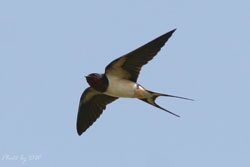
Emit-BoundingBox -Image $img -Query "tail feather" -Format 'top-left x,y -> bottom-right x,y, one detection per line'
147,90 -> 194,101
140,97 -> 180,117
140,90 -> 193,117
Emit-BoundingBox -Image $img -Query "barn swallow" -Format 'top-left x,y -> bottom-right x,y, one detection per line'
77,29 -> 192,135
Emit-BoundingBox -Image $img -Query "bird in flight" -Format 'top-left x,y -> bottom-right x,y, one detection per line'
77,29 -> 192,135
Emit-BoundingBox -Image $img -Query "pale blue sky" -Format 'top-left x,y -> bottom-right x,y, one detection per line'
1,0 -> 250,166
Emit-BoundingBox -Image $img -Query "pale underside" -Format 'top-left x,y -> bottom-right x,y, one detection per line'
104,74 -> 151,98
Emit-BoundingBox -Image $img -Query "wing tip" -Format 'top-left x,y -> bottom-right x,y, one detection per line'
156,28 -> 176,44
171,28 -> 177,32
76,120 -> 89,136
168,28 -> 177,36
77,126 -> 84,136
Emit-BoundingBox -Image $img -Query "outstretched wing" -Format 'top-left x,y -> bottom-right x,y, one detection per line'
105,29 -> 176,82
76,87 -> 118,135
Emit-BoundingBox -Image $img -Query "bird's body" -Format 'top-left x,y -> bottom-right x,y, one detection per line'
77,29 -> 192,135
104,74 -> 150,98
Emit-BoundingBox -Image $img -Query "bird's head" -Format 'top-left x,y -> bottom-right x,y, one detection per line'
85,73 -> 101,85
85,73 -> 108,92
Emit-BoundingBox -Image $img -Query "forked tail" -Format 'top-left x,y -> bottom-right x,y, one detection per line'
139,90 -> 193,117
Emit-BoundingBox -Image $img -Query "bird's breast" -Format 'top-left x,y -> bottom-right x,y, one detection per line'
104,75 -> 150,98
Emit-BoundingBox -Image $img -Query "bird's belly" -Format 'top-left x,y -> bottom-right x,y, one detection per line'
105,79 -> 137,97
104,76 -> 151,98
